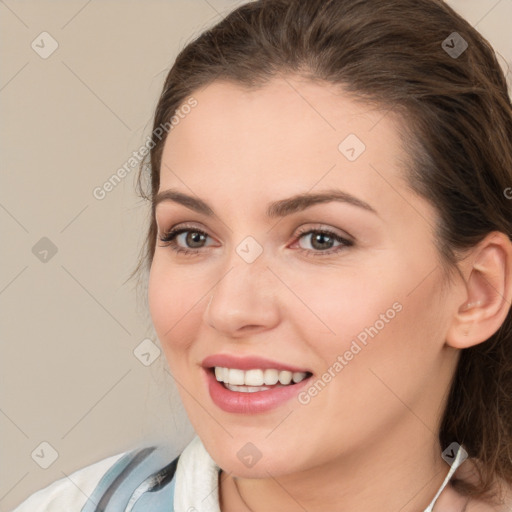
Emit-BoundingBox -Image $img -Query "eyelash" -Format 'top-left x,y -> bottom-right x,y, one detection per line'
157,223 -> 353,258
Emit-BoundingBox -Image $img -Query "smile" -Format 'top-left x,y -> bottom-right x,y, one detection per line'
214,366 -> 309,391
201,354 -> 313,413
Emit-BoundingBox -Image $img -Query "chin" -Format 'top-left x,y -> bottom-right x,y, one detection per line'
217,453 -> 297,479
201,436 -> 307,479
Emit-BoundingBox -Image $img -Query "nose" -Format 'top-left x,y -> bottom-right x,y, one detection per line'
202,255 -> 281,337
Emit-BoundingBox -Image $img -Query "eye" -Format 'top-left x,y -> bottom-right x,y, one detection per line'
157,223 -> 353,257
157,224 -> 214,256
292,226 -> 353,257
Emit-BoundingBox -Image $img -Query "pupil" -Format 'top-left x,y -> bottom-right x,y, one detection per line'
188,232 -> 204,247
313,233 -> 332,249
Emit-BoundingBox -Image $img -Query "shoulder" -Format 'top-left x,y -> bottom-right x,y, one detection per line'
11,450 -> 128,512
10,438 -> 218,512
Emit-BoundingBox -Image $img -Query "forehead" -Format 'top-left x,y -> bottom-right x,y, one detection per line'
158,77 -> 421,224
161,77 -> 407,174
163,77 -> 401,160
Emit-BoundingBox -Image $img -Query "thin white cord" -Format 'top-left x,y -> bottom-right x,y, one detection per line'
423,445 -> 466,512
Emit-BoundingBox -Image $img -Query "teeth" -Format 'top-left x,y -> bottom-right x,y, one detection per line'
292,372 -> 307,383
263,369 -> 279,385
278,370 -> 292,385
228,368 -> 245,385
245,369 -> 264,386
214,367 -> 309,387
225,384 -> 271,393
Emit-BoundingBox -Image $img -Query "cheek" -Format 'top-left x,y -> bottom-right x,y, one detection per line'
287,264 -> 403,354
321,267 -> 450,419
296,255 -> 444,387
148,261 -> 170,340
147,257 -> 202,358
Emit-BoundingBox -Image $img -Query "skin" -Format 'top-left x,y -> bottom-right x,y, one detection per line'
147,76 -> 512,511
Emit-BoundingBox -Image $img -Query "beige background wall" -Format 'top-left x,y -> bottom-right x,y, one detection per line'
1,1 -> 510,510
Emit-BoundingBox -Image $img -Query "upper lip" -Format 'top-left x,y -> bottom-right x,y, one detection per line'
202,354 -> 311,373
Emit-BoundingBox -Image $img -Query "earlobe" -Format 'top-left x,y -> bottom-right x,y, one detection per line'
446,232 -> 512,350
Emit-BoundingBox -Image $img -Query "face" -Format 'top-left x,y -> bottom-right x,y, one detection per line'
148,76 -> 459,478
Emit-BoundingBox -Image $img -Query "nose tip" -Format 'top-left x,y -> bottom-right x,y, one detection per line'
202,266 -> 280,336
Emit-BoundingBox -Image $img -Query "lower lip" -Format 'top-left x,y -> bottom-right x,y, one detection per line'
204,368 -> 312,414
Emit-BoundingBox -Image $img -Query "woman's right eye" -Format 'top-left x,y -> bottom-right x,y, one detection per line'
158,226 -> 213,256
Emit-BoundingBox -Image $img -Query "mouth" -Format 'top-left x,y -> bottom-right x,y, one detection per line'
211,366 -> 312,393
201,355 -> 314,413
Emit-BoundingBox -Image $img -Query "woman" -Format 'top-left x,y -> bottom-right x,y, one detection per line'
12,0 -> 512,510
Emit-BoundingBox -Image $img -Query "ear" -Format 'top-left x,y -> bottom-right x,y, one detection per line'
446,231 -> 512,349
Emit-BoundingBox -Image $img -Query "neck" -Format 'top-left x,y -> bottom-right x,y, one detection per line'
220,417 -> 451,512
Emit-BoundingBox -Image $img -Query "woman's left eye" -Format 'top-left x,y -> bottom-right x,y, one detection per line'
157,225 -> 353,257
293,228 -> 353,256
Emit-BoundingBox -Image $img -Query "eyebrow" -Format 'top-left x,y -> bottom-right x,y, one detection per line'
153,188 -> 377,218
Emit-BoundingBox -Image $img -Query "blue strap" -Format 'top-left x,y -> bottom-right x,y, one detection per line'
126,456 -> 179,512
81,445 -> 178,512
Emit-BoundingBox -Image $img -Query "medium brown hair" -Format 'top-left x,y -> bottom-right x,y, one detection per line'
133,0 -> 512,502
